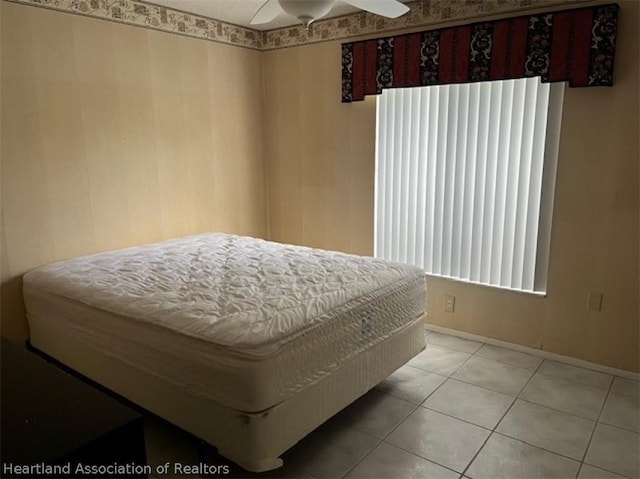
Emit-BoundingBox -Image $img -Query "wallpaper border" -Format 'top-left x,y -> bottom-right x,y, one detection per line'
6,0 -> 592,51
261,0 -> 591,50
5,0 -> 264,50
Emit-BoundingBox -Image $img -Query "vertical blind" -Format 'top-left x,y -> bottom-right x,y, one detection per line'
375,77 -> 564,294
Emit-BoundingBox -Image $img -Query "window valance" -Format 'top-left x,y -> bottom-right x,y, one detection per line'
341,3 -> 618,103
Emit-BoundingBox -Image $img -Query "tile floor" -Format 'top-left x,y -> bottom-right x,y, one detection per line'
144,329 -> 640,479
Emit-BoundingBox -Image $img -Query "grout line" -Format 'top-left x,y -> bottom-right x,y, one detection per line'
424,325 -> 640,381
419,345 -> 538,396
470,348 -> 543,373
344,360 -> 465,476
472,355 -> 544,373
338,435 -> 386,479
397,445 -> 463,477
343,332 -> 486,477
440,373 -> 531,397
596,382 -> 640,434
420,369 -> 459,402
419,404 -> 501,432
407,342 -> 481,406
400,338 -> 476,392
513,397 -> 601,423
373,401 -> 422,441
445,340 -> 479,375
341,332 -> 636,479
596,420 -> 640,435
376,438 -> 465,478
489,431 -> 583,464
576,463 -> 631,479
458,424 -> 500,477
575,462 -> 584,478
425,332 -> 484,355
534,369 -> 613,392
338,391 -> 424,478
576,376 -> 621,478
471,344 -> 544,370
358,337 -> 488,477
459,357 -> 547,477
513,357 -> 551,404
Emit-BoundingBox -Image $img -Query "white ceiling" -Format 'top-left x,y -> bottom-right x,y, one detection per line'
147,0 -> 403,31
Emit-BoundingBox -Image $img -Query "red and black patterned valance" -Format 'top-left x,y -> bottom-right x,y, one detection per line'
341,3 -> 618,102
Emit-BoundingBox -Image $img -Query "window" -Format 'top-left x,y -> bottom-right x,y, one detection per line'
374,77 -> 564,294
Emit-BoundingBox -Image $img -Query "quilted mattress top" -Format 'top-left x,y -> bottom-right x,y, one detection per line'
23,233 -> 425,354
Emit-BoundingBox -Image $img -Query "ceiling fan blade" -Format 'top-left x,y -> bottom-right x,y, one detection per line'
342,0 -> 409,18
250,0 -> 283,24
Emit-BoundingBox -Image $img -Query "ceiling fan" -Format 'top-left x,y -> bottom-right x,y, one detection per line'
251,0 -> 410,28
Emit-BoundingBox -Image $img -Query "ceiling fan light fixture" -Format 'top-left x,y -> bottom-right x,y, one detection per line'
279,0 -> 335,28
296,15 -> 316,28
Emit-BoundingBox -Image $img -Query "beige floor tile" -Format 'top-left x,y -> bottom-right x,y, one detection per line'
386,408 -> 490,473
467,433 -> 580,479
600,392 -> 640,433
610,377 -> 640,400
578,464 -> 626,479
375,365 -> 447,404
585,423 -> 640,479
496,399 -> 595,460
141,357 -> 638,479
520,373 -> 607,420
337,389 -> 416,439
474,344 -> 542,371
346,442 -> 458,479
407,344 -> 471,376
426,332 -> 483,354
423,378 -> 514,429
538,360 -> 613,390
453,356 -> 533,395
284,421 -> 379,479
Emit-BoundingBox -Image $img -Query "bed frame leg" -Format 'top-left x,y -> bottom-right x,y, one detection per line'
218,450 -> 283,473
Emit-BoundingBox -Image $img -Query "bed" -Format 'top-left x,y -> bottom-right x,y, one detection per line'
22,233 -> 426,472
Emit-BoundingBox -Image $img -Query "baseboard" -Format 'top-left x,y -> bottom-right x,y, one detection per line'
425,323 -> 640,381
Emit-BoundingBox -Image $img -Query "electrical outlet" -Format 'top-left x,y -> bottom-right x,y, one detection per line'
588,291 -> 603,311
445,295 -> 455,313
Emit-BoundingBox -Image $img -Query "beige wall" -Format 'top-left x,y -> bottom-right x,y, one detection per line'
263,45 -> 377,256
263,1 -> 640,372
1,3 -> 267,340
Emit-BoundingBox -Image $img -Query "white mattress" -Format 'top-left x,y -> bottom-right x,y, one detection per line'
23,233 -> 426,412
